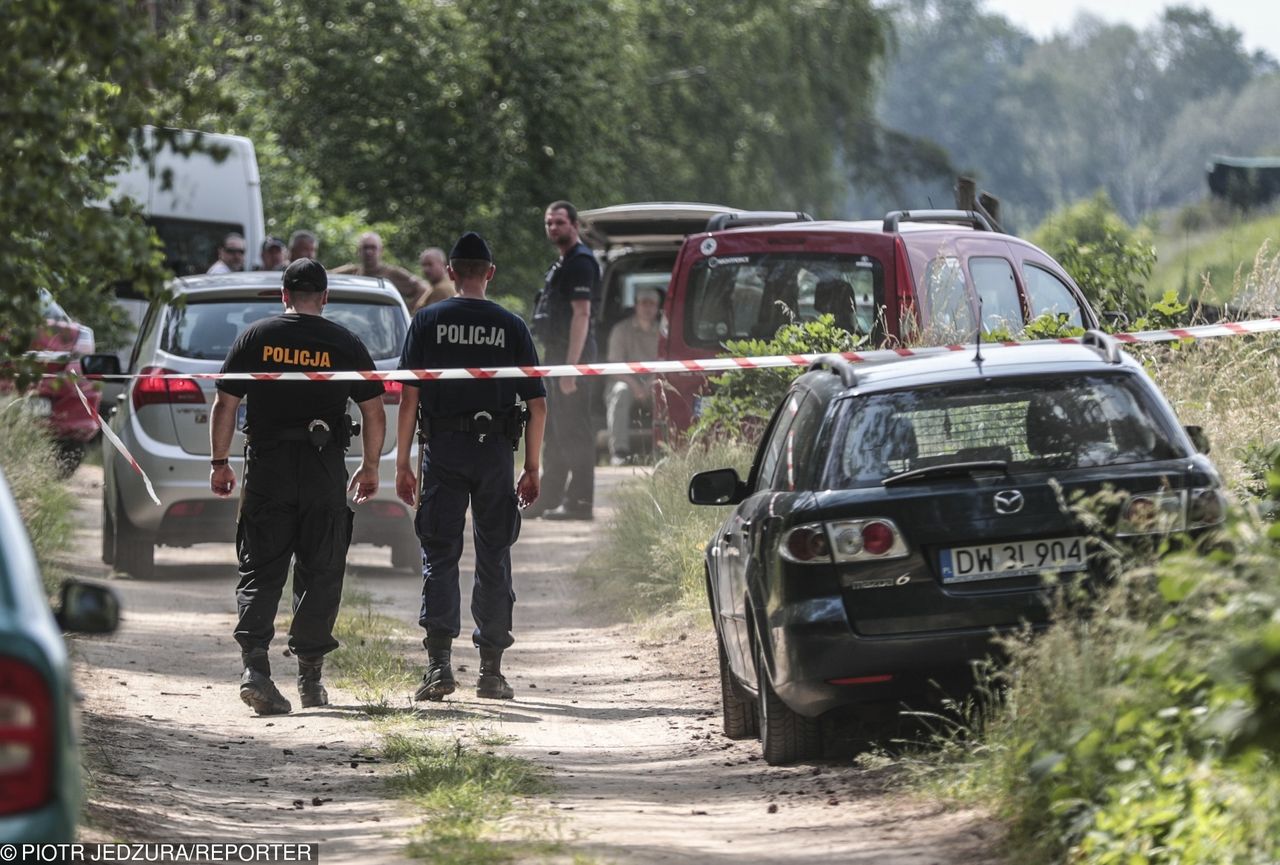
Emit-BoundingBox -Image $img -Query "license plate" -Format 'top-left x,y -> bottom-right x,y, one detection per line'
939,536 -> 1086,584
24,397 -> 53,418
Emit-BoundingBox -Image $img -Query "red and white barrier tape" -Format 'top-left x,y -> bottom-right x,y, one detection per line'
70,380 -> 160,506
70,315 -> 1280,382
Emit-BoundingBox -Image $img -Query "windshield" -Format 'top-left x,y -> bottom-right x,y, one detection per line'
160,298 -> 407,360
148,215 -> 245,277
826,374 -> 1185,489
684,252 -> 883,346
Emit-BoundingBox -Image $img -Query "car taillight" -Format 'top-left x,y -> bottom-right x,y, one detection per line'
1188,488 -> 1226,529
1117,491 -> 1185,537
382,380 -> 402,405
132,366 -> 206,410
827,518 -> 909,562
0,657 -> 55,815
781,524 -> 832,563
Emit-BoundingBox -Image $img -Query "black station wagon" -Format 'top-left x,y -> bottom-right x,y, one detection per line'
689,333 -> 1224,764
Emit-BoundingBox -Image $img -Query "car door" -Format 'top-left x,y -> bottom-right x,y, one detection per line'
717,390 -> 805,688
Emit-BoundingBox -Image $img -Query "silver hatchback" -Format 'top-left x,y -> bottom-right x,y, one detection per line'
96,273 -> 418,578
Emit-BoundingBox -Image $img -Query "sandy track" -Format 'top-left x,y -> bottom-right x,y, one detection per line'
65,464 -> 1001,864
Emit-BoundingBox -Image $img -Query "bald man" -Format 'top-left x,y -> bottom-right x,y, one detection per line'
333,231 -> 428,309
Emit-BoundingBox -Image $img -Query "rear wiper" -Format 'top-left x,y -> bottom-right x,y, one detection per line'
882,460 -> 1010,487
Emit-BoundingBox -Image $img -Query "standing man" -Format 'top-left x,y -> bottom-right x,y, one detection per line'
604,286 -> 662,465
416,246 -> 457,311
257,236 -> 287,271
208,233 -> 247,273
210,258 -> 386,716
395,232 -> 546,703
334,231 -> 429,310
528,200 -> 600,520
288,230 -> 318,264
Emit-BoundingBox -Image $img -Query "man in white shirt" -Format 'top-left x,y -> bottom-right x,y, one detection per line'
207,233 -> 247,273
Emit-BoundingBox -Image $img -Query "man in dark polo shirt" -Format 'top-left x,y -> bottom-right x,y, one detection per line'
528,200 -> 601,520
396,232 -> 547,702
210,258 -> 386,716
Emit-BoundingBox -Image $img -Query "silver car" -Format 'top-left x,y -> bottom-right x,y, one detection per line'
96,273 -> 418,578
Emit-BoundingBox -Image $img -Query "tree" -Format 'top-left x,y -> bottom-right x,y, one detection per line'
0,0 -> 225,362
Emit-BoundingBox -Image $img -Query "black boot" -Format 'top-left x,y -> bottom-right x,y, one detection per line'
297,655 -> 328,708
476,647 -> 514,700
414,635 -> 456,702
239,649 -> 291,716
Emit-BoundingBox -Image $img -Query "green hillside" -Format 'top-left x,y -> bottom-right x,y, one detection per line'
1149,208 -> 1280,307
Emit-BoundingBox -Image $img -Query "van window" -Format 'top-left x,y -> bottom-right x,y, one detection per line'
1023,264 -> 1083,326
159,299 -> 408,361
684,253 -> 883,347
149,216 -> 245,277
922,256 -> 973,337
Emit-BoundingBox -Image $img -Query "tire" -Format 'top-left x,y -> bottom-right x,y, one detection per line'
718,636 -> 758,740
114,495 -> 155,579
390,536 -> 421,573
55,442 -> 85,478
756,640 -> 822,765
101,488 -> 116,566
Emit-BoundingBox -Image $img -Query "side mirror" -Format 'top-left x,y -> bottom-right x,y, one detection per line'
689,468 -> 746,506
55,580 -> 121,634
81,353 -> 122,378
1185,425 -> 1211,455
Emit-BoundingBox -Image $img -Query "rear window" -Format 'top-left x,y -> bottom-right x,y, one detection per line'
826,374 -> 1185,488
684,252 -> 883,346
159,298 -> 407,360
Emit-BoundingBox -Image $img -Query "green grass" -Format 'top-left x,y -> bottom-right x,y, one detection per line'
324,582 -> 421,712
0,399 -> 75,594
1148,207 -> 1280,306
575,439 -> 754,619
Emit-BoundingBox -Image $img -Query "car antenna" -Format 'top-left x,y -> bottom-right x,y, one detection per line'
972,296 -> 984,364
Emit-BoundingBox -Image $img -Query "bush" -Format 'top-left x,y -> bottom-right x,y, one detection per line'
1031,192 -> 1158,322
0,403 -> 74,594
691,314 -> 865,436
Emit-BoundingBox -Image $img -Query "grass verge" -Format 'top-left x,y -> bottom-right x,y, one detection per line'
0,399 -> 75,593
576,440 -> 754,621
317,576 -> 566,863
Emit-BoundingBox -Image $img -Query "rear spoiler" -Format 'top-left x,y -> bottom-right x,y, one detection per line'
705,211 -> 814,232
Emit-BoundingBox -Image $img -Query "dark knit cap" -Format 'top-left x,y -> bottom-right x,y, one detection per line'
283,258 -> 327,293
449,232 -> 493,263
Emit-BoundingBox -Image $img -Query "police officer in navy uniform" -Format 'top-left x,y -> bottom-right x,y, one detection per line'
528,200 -> 601,520
396,232 -> 547,701
210,258 -> 386,716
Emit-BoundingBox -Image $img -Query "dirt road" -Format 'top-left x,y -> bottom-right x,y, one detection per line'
65,464 -> 1001,864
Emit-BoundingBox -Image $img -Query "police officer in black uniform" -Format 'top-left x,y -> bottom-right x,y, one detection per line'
210,258 -> 386,716
395,232 -> 547,702
528,200 -> 601,520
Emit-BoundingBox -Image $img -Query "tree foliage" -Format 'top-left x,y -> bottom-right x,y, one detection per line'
0,0 -> 227,359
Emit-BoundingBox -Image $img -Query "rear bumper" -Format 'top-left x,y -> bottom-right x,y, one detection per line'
766,593 -> 1024,717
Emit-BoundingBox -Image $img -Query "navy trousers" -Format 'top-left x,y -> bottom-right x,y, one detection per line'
540,383 -> 595,511
415,431 -> 521,650
234,440 -> 353,662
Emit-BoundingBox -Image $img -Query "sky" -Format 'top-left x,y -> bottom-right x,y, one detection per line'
979,0 -> 1280,60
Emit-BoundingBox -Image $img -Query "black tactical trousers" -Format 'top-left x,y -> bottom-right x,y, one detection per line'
539,383 -> 594,511
234,439 -> 354,661
415,431 -> 520,650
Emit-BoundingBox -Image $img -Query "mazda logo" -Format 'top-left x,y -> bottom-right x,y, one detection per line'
994,489 -> 1024,515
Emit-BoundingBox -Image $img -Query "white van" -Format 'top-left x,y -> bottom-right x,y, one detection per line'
103,127 -> 265,364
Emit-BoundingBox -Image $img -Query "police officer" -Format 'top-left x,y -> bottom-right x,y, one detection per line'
395,232 -> 547,702
528,200 -> 601,520
210,258 -> 387,716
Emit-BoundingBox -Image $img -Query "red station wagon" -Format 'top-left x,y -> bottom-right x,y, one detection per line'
654,210 -> 1099,439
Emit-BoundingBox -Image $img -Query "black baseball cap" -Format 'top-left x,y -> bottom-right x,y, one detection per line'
283,258 -> 327,293
449,232 -> 493,263
261,236 -> 285,252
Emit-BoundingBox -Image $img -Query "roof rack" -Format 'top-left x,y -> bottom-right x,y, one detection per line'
882,209 -> 994,234
806,355 -> 858,388
705,211 -> 814,232
1080,329 -> 1122,364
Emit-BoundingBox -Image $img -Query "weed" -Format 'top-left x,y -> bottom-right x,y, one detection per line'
0,400 -> 74,593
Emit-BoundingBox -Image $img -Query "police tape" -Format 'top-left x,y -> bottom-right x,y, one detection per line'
46,315 -> 1280,384
38,315 -> 1280,509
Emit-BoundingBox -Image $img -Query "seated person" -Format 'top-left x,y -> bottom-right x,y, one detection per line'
814,278 -> 857,332
605,286 -> 662,465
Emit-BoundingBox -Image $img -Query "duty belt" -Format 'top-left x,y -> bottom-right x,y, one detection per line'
247,417 -> 357,450
421,406 -> 528,449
